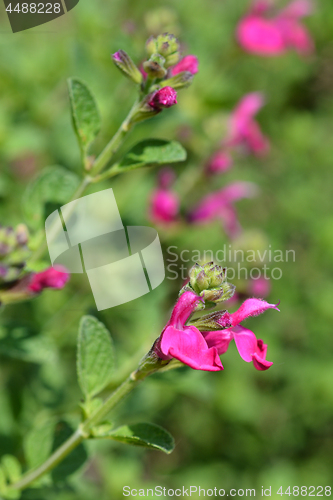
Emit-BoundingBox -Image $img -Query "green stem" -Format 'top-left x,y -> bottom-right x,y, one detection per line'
9,429 -> 84,491
8,371 -> 143,493
90,99 -> 139,177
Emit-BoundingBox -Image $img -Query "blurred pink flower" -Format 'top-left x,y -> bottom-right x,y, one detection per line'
28,265 -> 69,293
248,276 -> 271,297
203,298 -> 279,370
225,92 -> 270,156
237,0 -> 314,56
171,55 -> 199,76
188,182 -> 258,238
156,290 -> 223,371
206,150 -> 233,175
149,168 -> 180,225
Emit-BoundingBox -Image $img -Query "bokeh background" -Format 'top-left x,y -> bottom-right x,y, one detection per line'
1,0 -> 333,498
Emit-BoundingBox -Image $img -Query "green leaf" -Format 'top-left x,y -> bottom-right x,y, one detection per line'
102,423 -> 175,454
77,316 -> 115,399
1,455 -> 21,484
24,419 -> 56,470
68,78 -> 101,158
0,465 -> 7,492
51,421 -> 88,482
118,139 -> 187,172
22,166 -> 80,229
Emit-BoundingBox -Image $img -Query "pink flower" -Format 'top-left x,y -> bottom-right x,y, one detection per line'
28,265 -> 69,293
188,182 -> 258,238
248,276 -> 271,297
171,55 -> 199,76
155,291 -> 223,371
225,92 -> 270,156
203,298 -> 279,370
237,0 -> 314,56
148,86 -> 177,110
149,168 -> 180,225
206,150 -> 233,175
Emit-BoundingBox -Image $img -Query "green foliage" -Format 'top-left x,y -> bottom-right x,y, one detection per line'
22,166 -> 80,229
24,420 -> 56,470
100,423 -> 175,454
51,422 -> 88,483
77,316 -> 115,400
68,78 -> 101,161
118,139 -> 186,172
1,455 -> 21,484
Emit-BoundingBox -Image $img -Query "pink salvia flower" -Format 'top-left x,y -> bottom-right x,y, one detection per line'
188,182 -> 258,238
149,168 -> 180,225
148,86 -> 177,110
171,55 -> 199,76
206,150 -> 233,175
28,265 -> 69,293
156,291 -> 223,372
202,298 -> 279,371
226,93 -> 270,156
237,0 -> 314,57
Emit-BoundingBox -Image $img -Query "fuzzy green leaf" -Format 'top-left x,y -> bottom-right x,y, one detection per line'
68,78 -> 101,157
118,139 -> 187,172
102,423 -> 175,454
77,316 -> 115,399
22,166 -> 80,229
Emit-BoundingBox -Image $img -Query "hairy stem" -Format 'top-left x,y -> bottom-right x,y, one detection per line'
90,99 -> 139,177
9,371 -> 144,492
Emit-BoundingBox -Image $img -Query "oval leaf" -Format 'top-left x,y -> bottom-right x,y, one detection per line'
68,78 -> 101,156
104,423 -> 175,454
77,316 -> 115,399
118,139 -> 187,172
22,166 -> 80,229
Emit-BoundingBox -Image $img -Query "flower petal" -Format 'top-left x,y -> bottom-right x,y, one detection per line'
232,325 -> 258,362
231,298 -> 279,326
168,291 -> 203,329
202,329 -> 233,355
161,325 -> 223,371
252,352 -> 273,370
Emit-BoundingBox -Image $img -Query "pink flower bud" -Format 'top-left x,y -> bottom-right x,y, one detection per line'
171,55 -> 199,76
28,266 -> 69,294
148,87 -> 177,110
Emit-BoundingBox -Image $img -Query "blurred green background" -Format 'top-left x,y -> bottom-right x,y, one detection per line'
1,0 -> 333,498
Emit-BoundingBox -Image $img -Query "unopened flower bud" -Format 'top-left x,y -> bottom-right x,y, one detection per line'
147,86 -> 177,110
143,54 -> 167,79
147,33 -> 180,68
171,55 -> 199,76
183,262 -> 235,306
112,50 -> 143,85
161,71 -> 194,90
189,311 -> 232,331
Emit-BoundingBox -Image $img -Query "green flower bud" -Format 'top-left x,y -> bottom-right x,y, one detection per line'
143,54 -> 167,79
161,71 -> 194,90
189,310 -> 232,331
112,50 -> 143,85
146,33 -> 180,69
